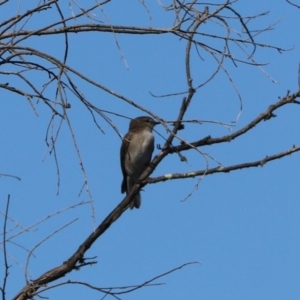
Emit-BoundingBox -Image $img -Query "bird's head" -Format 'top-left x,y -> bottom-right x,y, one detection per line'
129,116 -> 159,132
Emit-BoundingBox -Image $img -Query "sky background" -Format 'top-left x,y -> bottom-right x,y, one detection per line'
1,0 -> 300,299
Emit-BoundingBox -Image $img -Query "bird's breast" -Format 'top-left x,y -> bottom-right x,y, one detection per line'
125,131 -> 154,175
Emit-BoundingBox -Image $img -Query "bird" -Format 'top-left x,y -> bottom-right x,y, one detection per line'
120,116 -> 158,209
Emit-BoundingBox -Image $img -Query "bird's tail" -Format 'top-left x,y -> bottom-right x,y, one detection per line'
130,192 -> 141,209
127,176 -> 141,209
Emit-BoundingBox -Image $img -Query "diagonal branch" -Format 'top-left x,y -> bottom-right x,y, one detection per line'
169,90 -> 300,153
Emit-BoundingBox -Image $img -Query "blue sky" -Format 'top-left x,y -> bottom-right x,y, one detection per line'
1,1 -> 300,299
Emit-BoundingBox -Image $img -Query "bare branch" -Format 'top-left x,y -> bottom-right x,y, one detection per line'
170,91 -> 300,153
147,144 -> 300,184
0,195 -> 10,300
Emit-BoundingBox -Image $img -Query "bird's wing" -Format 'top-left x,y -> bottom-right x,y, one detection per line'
120,132 -> 130,194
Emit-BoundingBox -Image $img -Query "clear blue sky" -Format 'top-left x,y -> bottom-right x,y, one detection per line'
1,1 -> 300,299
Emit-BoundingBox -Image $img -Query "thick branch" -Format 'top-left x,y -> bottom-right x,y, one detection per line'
13,186 -> 150,299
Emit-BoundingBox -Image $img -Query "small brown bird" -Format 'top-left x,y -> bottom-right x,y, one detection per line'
120,116 -> 158,209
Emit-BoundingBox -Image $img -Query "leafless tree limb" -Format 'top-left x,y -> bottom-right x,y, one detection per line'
0,195 -> 10,300
286,0 -> 300,9
21,262 -> 198,299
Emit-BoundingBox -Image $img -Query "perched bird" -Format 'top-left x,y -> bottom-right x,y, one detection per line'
120,116 -> 158,209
